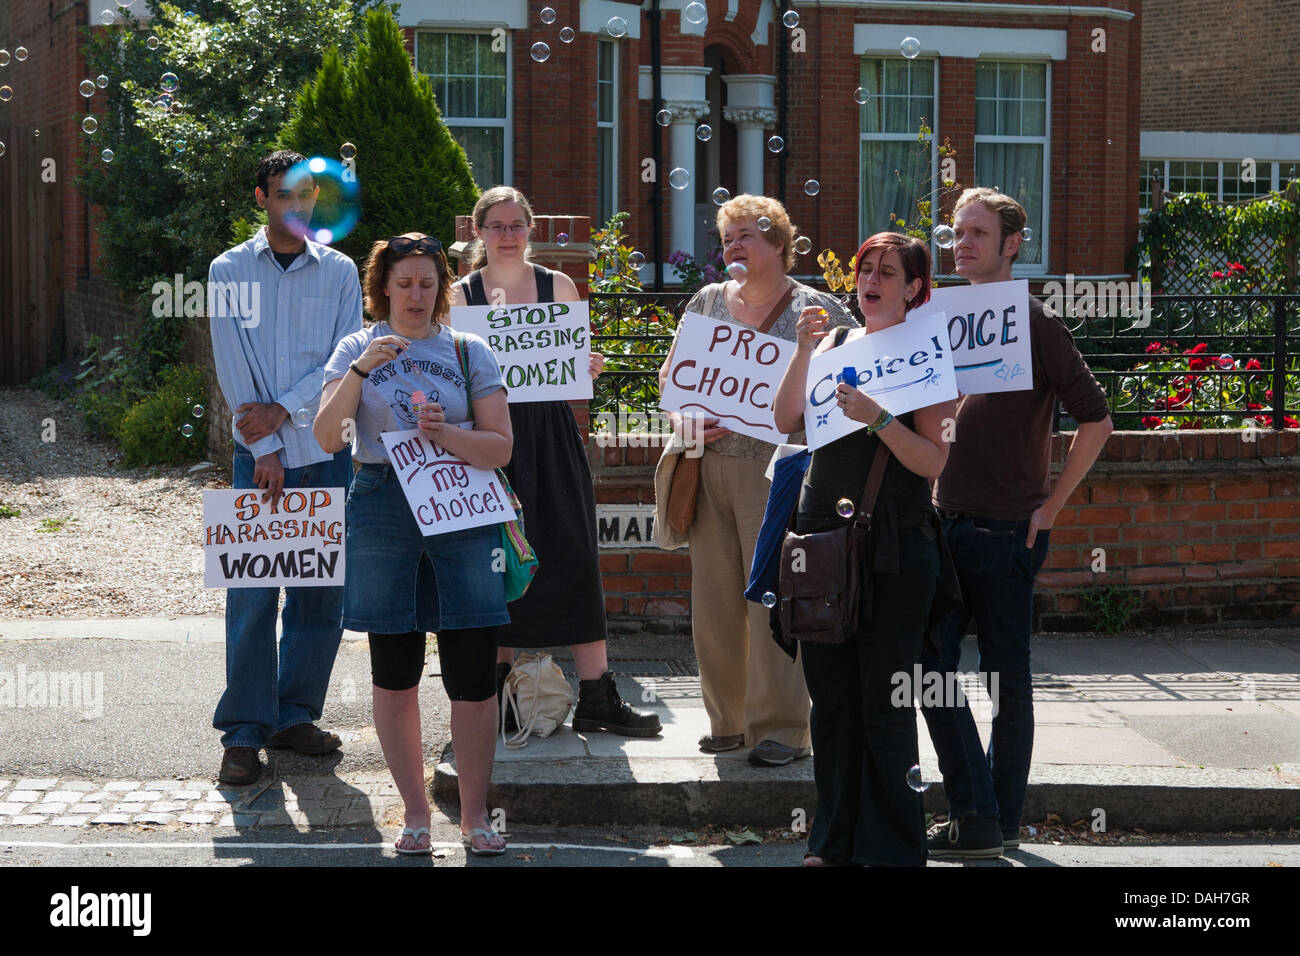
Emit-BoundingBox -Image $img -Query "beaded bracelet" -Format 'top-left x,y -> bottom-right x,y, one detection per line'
866,409 -> 893,433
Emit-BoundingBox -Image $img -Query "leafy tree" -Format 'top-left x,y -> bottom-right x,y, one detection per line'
279,5 -> 480,268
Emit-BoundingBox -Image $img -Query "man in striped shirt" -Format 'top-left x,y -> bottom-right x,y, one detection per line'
208,150 -> 363,785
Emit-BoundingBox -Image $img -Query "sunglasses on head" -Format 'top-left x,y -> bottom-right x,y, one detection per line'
386,235 -> 442,258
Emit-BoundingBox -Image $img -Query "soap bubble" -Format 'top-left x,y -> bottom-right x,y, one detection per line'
0,87 -> 11,103
146,36 -> 160,50
154,94 -> 172,109
0,142 -> 5,157
900,36 -> 921,59
783,10 -> 800,28
292,407 -> 313,428
684,1 -> 707,24
793,236 -> 812,256
761,591 -> 777,609
836,498 -> 856,518
628,250 -> 646,269
726,262 -> 748,285
81,116 -> 98,134
247,105 -> 260,119
283,156 -> 361,245
556,233 -> 569,247
179,423 -> 195,438
160,72 -> 180,93
606,16 -> 628,37
96,74 -> 109,88
906,765 -> 930,791
560,26 -> 575,43
247,6 -> 260,22
339,141 -> 356,160
668,167 -> 690,190
767,135 -> 784,153
173,138 -> 186,152
100,9 -> 116,24
80,79 -> 97,97
1217,354 -> 1235,370
656,108 -> 672,126
711,186 -> 730,206
191,404 -> 205,418
32,129 -> 38,137
757,216 -> 772,232
101,148 -> 113,162
0,51 -> 9,66
804,179 -> 820,196
1021,227 -> 1033,242
854,87 -> 869,105
933,224 -> 956,249
14,47 -> 28,61
531,42 -> 551,63
695,123 -> 712,142
540,6 -> 556,24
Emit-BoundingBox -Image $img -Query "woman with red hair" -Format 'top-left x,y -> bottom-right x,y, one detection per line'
773,232 -> 960,866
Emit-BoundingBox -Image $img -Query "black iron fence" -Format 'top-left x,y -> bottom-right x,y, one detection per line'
589,292 -> 1300,433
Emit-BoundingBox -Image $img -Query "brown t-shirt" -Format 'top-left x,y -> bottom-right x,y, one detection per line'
933,296 -> 1109,521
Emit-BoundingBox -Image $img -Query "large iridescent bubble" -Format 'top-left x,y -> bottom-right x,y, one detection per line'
283,156 -> 361,245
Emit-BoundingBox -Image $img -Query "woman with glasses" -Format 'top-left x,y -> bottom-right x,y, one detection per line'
449,186 -> 660,738
316,232 -> 511,856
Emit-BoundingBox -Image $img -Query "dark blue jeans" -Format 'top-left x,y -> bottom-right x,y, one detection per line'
919,516 -> 1050,838
213,444 -> 353,749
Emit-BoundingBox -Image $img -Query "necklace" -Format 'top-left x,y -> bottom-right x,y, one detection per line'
736,276 -> 790,308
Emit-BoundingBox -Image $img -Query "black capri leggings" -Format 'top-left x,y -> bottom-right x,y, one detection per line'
368,628 -> 498,701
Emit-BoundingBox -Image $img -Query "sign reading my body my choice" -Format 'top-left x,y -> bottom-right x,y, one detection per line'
912,279 -> 1033,395
804,311 -> 958,451
380,427 -> 516,536
451,301 -> 594,403
659,312 -> 795,444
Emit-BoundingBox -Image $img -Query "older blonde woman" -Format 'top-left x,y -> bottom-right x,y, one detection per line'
657,195 -> 857,766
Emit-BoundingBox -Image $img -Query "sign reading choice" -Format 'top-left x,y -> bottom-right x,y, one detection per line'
203,488 -> 345,588
451,301 -> 594,403
381,428 -> 516,536
804,312 -> 958,451
659,312 -> 794,443
912,279 -> 1033,395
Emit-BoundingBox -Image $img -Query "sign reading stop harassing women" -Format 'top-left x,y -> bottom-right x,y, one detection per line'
803,312 -> 958,450
658,312 -> 794,443
451,301 -> 594,403
911,279 -> 1033,395
203,488 -> 346,587
380,428 -> 517,536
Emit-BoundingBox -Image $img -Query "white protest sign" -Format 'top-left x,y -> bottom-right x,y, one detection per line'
451,301 -> 594,403
380,428 -> 516,536
203,488 -> 345,588
913,279 -> 1032,394
658,312 -> 793,444
803,312 -> 958,451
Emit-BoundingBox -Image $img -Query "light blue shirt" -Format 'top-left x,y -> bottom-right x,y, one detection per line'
208,226 -> 362,468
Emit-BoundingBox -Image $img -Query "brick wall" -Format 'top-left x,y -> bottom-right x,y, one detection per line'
591,429 -> 1300,632
1140,0 -> 1300,133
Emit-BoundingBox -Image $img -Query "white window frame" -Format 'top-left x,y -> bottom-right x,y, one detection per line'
973,58 -> 1051,276
1139,158 -> 1291,216
414,28 -> 513,186
597,38 -> 619,226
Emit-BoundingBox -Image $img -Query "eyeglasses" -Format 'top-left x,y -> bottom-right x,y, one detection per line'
481,223 -> 530,237
386,235 -> 442,257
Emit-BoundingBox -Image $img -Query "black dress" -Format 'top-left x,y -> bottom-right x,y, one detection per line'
457,264 -> 607,648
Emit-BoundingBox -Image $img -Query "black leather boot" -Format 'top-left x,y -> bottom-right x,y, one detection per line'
496,661 -> 518,732
572,672 -> 662,737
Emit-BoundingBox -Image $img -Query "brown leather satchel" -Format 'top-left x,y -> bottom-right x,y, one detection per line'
664,281 -> 797,535
777,443 -> 891,644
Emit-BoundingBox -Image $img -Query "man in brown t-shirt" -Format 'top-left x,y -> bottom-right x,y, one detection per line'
921,189 -> 1113,859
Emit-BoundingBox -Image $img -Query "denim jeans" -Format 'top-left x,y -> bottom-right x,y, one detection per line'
213,444 -> 353,749
918,515 -> 1050,837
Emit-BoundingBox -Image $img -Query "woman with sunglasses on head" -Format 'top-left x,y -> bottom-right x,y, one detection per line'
772,232 -> 960,867
316,232 -> 511,857
449,186 -> 661,738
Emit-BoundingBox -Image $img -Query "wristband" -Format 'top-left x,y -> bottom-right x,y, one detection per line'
349,362 -> 368,379
866,409 -> 893,432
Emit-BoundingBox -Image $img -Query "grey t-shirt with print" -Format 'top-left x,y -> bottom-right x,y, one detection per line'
323,321 -> 505,464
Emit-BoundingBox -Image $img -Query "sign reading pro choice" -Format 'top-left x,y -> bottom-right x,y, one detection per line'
452,301 -> 593,403
659,312 -> 794,444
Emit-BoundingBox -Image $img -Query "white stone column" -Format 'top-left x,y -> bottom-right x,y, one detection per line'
724,107 -> 778,197
664,101 -> 710,257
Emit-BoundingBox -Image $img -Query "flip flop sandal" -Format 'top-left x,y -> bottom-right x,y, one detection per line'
462,827 -> 506,856
395,827 -> 432,856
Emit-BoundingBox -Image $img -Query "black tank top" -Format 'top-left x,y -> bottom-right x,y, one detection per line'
458,263 -> 555,306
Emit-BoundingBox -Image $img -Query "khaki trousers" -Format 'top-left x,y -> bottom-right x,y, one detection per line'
688,448 -> 811,749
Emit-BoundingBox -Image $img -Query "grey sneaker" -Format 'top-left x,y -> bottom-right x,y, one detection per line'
747,739 -> 812,767
1003,828 -> 1021,850
926,816 -> 1003,860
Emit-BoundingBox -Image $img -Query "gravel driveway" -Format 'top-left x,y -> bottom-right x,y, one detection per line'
0,387 -> 230,619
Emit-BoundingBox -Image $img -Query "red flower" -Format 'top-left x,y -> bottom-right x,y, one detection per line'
1256,415 -> 1273,427
1145,341 -> 1164,354
1231,262 -> 1247,273
1152,397 -> 1168,410
1247,402 -> 1264,410
1212,271 -> 1225,280
1286,416 -> 1300,428
1189,357 -> 1209,371
1245,358 -> 1263,371
1171,387 -> 1192,408
1265,389 -> 1274,401
1178,419 -> 1204,430
1141,416 -> 1163,429
1187,343 -> 1208,354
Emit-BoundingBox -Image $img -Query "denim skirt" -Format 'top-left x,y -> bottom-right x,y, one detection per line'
342,463 -> 509,633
